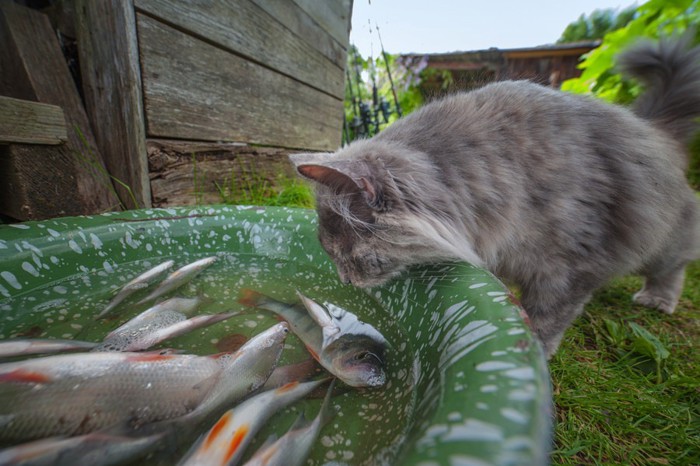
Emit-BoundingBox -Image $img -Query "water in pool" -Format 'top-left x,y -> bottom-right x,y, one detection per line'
0,253 -> 418,465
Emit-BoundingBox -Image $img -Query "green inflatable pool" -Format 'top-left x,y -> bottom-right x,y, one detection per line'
0,206 -> 551,465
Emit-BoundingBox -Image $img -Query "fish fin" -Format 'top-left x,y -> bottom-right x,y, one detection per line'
0,368 -> 52,384
258,433 -> 279,450
223,423 -> 250,464
262,358 -> 324,390
289,411 -> 309,430
295,291 -> 341,351
317,378 -> 337,428
238,288 -> 265,308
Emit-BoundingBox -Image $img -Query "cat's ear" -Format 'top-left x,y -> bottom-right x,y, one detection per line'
289,153 -> 385,210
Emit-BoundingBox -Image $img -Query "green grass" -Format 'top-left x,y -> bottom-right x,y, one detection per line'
214,169 -> 314,209
550,261 -> 700,465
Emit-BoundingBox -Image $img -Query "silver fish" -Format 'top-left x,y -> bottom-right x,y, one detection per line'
0,339 -> 97,359
0,349 -> 247,443
241,379 -> 336,466
97,260 -> 175,318
240,290 -> 387,387
0,432 -> 162,466
183,322 -> 289,424
93,297 -> 236,352
137,257 -> 217,305
180,378 -> 327,466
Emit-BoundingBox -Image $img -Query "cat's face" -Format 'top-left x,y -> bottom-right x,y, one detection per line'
315,201 -> 401,288
292,144 -> 424,288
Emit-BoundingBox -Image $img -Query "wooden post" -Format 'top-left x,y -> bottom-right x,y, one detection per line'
75,0 -> 151,209
0,2 -> 121,220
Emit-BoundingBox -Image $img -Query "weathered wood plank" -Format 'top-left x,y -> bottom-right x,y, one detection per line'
0,2 -> 120,220
75,0 -> 151,209
135,0 -> 344,99
148,139 -> 297,207
138,15 -> 344,151
292,0 -> 352,49
0,95 -> 67,145
250,0 -> 346,69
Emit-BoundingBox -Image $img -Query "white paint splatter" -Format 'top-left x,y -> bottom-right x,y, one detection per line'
68,240 -> 82,254
1,271 -> 21,290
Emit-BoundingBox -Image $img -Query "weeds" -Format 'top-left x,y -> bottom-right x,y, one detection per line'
74,125 -> 139,210
550,262 -> 700,465
214,161 -> 314,209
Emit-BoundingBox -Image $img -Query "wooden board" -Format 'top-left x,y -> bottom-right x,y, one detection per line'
138,14 -> 344,151
0,95 -> 67,145
292,0 -> 352,49
135,0 -> 344,98
0,2 -> 120,221
75,0 -> 151,209
250,0 -> 346,69
148,139 -> 298,207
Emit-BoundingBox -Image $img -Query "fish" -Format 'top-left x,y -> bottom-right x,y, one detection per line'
0,432 -> 162,466
239,290 -> 387,387
93,297 -> 236,352
0,339 -> 97,359
97,260 -> 175,318
0,341 -> 276,444
241,379 -> 337,466
137,257 -> 217,305
179,378 -> 328,466
262,358 -> 323,391
182,322 -> 289,425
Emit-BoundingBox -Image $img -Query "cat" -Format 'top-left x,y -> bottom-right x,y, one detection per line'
289,35 -> 700,358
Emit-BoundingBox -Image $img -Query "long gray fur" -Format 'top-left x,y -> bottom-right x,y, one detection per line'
290,35 -> 700,358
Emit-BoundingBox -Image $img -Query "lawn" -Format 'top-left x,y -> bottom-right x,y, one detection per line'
549,261 -> 700,465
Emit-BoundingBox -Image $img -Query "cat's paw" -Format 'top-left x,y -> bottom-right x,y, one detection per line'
632,290 -> 676,314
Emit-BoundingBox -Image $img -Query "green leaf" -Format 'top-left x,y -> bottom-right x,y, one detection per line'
628,322 -> 670,362
603,318 -> 626,346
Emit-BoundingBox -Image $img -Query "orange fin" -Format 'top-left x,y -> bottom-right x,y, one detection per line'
238,289 -> 263,308
0,368 -> 51,384
224,424 -> 249,463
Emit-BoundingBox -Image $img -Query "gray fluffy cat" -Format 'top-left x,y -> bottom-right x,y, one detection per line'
290,36 -> 700,357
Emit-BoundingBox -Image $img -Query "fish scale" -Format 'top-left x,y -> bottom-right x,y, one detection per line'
0,352 -> 223,444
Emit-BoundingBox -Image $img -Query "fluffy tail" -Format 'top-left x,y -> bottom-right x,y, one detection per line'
618,32 -> 700,144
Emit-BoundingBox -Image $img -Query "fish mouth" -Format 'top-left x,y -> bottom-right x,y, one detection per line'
365,371 -> 387,387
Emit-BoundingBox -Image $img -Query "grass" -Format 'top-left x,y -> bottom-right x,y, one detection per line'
550,260 -> 700,465
214,164 -> 314,209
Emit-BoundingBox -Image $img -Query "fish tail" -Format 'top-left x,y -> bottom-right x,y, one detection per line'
317,378 -> 337,428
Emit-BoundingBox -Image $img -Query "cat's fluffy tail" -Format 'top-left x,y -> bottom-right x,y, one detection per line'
618,33 -> 700,144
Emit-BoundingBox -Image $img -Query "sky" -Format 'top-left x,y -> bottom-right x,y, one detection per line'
350,0 -> 634,57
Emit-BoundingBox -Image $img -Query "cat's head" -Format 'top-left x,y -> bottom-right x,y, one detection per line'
290,140 -> 454,288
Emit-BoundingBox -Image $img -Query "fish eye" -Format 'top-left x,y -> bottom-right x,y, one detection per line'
355,351 -> 380,362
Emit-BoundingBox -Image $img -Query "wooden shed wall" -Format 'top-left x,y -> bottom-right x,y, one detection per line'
75,0 -> 351,210
135,0 -> 348,151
